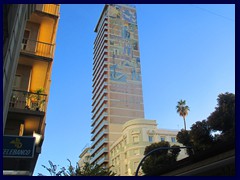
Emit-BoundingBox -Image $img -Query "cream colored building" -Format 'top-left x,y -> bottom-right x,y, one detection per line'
109,119 -> 187,176
78,147 -> 91,168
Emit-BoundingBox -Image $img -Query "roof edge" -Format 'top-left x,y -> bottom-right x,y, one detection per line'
94,4 -> 108,33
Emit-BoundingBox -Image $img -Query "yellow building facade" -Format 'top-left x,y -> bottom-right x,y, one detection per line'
3,4 -> 60,176
109,119 -> 187,176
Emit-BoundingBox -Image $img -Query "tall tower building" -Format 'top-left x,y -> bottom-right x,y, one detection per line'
3,4 -> 60,176
91,4 -> 144,167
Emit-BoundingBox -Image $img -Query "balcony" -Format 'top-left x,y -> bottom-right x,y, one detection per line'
21,38 -> 55,59
91,129 -> 108,145
91,138 -> 108,155
9,89 -> 47,112
90,147 -> 108,164
36,4 -> 60,16
92,94 -> 107,115
92,105 -> 108,124
96,156 -> 109,165
91,119 -> 108,138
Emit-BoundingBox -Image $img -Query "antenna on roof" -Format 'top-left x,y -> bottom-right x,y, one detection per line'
81,143 -> 89,151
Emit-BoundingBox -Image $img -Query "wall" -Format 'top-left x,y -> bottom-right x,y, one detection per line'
3,5 -> 35,133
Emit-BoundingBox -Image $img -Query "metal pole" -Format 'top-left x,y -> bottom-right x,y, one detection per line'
135,146 -> 192,176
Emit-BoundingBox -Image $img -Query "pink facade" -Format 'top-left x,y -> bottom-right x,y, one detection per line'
91,4 -> 144,167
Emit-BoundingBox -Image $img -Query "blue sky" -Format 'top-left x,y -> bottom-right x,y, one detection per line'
33,4 -> 235,175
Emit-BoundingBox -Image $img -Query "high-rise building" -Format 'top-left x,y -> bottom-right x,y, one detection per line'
3,4 -> 60,176
91,4 -> 144,167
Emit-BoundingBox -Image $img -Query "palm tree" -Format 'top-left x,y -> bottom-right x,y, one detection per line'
176,100 -> 190,130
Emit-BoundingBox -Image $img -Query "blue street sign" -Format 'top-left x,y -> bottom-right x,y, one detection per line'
3,135 -> 35,158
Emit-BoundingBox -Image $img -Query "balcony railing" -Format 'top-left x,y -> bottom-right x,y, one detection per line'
21,38 -> 55,59
91,129 -> 108,144
90,147 -> 108,164
9,90 -> 47,112
96,156 -> 108,165
36,4 -> 60,16
91,117 -> 108,135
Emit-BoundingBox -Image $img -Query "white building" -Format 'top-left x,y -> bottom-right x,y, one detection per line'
78,147 -> 91,168
109,118 -> 187,176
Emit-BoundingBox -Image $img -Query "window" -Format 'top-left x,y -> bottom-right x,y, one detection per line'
148,136 -> 153,142
125,164 -> 128,174
160,136 -> 165,142
171,137 -> 176,143
133,135 -> 139,143
124,152 -> 127,159
134,162 -> 139,170
13,75 -> 21,89
116,157 -> 119,165
21,30 -> 30,50
133,149 -> 140,155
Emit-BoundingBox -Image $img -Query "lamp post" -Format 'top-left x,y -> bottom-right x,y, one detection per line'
135,146 -> 192,176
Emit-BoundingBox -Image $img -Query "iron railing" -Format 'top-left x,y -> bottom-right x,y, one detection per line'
21,38 -> 55,59
9,89 -> 47,112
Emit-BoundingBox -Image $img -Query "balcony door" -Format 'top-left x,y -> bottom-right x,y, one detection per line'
21,29 -> 30,51
15,65 -> 32,91
11,65 -> 32,109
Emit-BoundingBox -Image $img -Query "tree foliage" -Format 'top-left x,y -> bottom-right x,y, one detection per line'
142,141 -> 180,176
190,120 -> 213,152
176,92 -> 235,155
170,144 -> 181,160
38,160 -> 116,176
176,129 -> 193,156
207,92 -> 235,141
176,129 -> 191,146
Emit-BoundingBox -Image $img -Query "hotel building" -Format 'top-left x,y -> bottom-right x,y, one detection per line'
91,4 -> 144,167
109,119 -> 187,176
3,4 -> 60,176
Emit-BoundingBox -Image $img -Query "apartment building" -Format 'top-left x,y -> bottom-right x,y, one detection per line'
91,4 -> 144,167
3,4 -> 60,176
78,147 -> 91,168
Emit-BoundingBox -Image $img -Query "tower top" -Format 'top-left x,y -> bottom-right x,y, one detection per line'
94,4 -> 136,32
110,4 -> 136,9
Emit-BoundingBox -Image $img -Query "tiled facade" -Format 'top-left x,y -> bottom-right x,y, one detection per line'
91,4 -> 144,167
